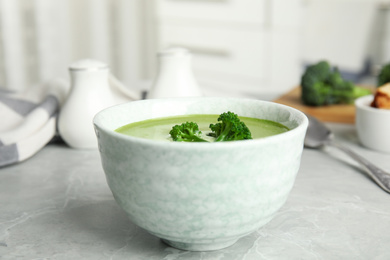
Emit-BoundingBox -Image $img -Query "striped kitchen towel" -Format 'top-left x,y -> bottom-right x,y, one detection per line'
0,79 -> 69,167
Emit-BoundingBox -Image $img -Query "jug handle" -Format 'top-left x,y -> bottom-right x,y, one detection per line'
109,73 -> 141,101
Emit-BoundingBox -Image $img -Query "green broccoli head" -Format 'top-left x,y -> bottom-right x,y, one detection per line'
209,111 -> 252,142
301,61 -> 371,106
301,61 -> 331,91
378,63 -> 390,87
169,122 -> 208,142
303,81 -> 332,106
325,68 -> 348,89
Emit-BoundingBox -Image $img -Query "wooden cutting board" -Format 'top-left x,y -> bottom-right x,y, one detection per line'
273,86 -> 373,124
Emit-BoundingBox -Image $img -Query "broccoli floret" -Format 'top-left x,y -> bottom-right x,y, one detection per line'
208,111 -> 252,142
301,61 -> 371,106
301,61 -> 331,89
169,122 -> 208,142
378,63 -> 390,87
169,112 -> 253,142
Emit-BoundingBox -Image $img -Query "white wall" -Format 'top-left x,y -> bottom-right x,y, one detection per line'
302,0 -> 390,75
0,0 -> 149,92
0,0 -> 389,95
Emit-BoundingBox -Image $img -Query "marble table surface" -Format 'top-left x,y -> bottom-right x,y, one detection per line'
1,123 -> 390,260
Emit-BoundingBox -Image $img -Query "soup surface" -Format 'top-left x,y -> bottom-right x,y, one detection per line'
115,114 -> 289,142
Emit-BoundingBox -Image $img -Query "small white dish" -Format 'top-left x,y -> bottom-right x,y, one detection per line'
355,95 -> 390,153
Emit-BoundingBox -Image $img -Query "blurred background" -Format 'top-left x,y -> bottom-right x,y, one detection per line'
0,0 -> 389,98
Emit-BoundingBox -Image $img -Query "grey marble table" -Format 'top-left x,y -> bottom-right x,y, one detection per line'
1,123 -> 390,260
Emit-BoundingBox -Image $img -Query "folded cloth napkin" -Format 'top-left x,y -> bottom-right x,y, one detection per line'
0,79 -> 69,167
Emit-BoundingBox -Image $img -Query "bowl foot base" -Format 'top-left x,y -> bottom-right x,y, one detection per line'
162,238 -> 238,251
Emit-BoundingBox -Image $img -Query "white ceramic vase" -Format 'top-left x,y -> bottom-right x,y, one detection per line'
58,60 -> 118,149
147,48 -> 202,99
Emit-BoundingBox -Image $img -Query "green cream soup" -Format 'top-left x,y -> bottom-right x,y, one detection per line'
115,114 -> 289,142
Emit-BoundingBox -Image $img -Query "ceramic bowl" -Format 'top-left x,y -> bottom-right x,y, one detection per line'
93,97 -> 308,251
355,95 -> 390,153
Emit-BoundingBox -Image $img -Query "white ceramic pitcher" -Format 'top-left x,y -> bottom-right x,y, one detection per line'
58,59 -> 140,149
147,48 -> 202,99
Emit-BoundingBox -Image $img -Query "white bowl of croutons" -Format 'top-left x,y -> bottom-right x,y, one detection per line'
355,83 -> 390,153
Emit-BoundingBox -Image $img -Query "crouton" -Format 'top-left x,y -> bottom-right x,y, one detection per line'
371,83 -> 390,109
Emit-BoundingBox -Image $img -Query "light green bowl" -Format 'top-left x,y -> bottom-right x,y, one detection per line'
93,97 -> 308,251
